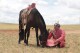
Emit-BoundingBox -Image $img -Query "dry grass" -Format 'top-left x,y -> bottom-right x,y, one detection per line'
0,23 -> 18,30
46,25 -> 80,31
0,23 -> 80,53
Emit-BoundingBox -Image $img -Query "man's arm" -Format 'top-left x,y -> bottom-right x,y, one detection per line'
48,32 -> 53,39
56,30 -> 65,42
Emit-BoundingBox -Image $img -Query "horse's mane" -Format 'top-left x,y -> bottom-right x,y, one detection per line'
31,8 -> 46,28
36,9 -> 46,26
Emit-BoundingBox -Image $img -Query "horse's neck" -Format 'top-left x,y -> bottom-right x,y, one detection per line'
40,27 -> 47,34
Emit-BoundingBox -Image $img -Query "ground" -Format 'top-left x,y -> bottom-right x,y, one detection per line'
0,23 -> 80,53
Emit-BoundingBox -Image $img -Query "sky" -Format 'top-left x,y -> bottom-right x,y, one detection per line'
0,0 -> 80,25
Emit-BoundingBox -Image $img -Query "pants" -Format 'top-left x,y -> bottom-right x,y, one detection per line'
56,41 -> 65,48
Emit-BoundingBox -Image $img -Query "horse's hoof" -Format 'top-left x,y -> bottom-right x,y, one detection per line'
24,43 -> 28,46
37,44 -> 40,47
24,41 -> 28,45
42,45 -> 45,48
18,42 -> 20,44
18,43 -> 20,44
18,41 -> 21,44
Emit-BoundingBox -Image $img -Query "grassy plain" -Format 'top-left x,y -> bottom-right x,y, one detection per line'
0,23 -> 80,53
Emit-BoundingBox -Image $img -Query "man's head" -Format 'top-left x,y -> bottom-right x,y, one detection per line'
31,3 -> 36,8
54,23 -> 60,30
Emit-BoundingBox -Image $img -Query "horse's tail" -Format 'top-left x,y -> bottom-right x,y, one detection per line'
18,10 -> 25,43
19,28 -> 24,40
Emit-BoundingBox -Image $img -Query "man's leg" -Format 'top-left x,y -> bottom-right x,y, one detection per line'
60,41 -> 65,48
56,41 -> 65,48
56,42 -> 60,48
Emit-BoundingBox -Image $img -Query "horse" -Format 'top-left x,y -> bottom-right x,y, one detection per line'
18,8 -> 48,47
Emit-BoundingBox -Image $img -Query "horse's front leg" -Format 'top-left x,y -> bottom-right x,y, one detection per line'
35,28 -> 40,46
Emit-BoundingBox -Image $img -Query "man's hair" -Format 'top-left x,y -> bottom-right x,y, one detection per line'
54,23 -> 60,27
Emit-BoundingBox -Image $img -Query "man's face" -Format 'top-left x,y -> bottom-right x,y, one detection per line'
54,26 -> 60,30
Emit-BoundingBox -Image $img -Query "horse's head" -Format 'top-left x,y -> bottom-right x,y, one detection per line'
39,30 -> 49,47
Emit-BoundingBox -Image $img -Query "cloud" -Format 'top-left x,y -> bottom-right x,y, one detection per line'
57,0 -> 80,9
23,0 -> 48,5
42,0 -> 80,24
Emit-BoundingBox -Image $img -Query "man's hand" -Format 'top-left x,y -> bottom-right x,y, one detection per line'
54,40 -> 58,45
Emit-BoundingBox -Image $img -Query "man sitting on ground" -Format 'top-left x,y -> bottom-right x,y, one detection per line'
46,23 -> 65,48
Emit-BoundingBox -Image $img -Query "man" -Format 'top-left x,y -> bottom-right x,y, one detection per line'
47,23 -> 65,48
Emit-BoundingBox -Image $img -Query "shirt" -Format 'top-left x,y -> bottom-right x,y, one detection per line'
48,29 -> 65,42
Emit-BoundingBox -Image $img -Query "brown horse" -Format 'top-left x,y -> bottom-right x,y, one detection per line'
19,8 -> 48,47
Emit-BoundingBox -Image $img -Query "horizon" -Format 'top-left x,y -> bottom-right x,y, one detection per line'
0,22 -> 80,25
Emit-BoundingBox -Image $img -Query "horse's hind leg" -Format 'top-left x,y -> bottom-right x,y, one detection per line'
24,27 -> 30,45
35,28 -> 40,46
24,28 -> 27,44
18,29 -> 24,44
18,32 -> 21,44
18,20 -> 24,44
27,28 -> 30,45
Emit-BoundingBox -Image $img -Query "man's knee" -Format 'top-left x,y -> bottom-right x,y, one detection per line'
56,41 -> 65,48
60,42 -> 65,48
